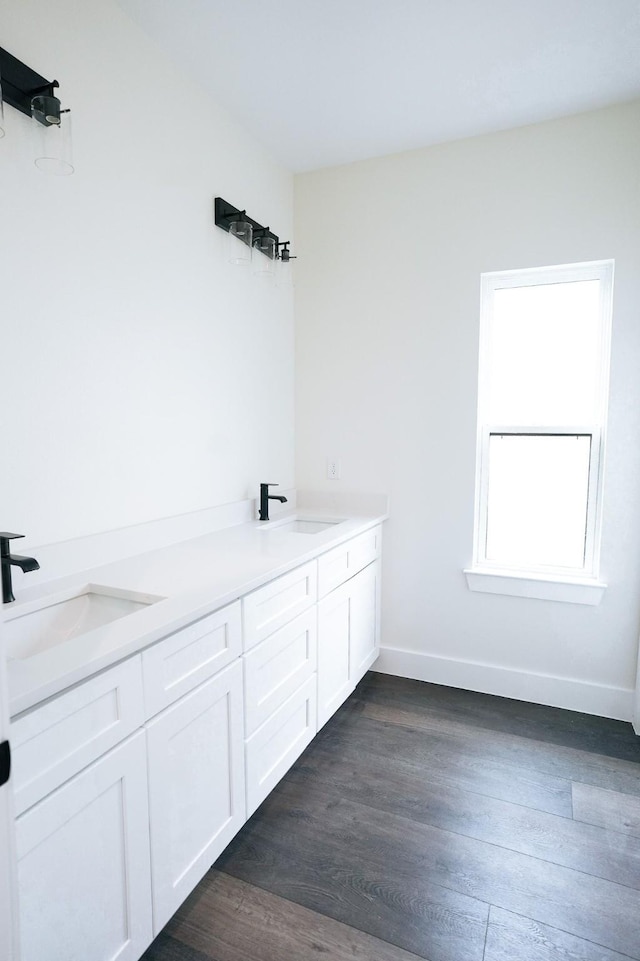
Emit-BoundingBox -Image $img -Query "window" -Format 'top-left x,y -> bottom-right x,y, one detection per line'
467,260 -> 613,604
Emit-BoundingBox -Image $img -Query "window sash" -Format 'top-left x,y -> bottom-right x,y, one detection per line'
475,426 -> 602,576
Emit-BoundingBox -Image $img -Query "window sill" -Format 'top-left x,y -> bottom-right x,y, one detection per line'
463,567 -> 607,605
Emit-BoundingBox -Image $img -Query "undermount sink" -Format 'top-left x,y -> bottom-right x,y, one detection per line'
4,585 -> 164,660
260,517 -> 344,535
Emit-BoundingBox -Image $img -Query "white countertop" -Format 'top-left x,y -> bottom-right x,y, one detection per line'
4,509 -> 386,717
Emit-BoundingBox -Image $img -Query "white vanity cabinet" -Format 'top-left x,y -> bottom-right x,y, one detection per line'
11,663 -> 152,961
142,602 -> 245,935
317,527 -> 382,730
9,518 -> 385,961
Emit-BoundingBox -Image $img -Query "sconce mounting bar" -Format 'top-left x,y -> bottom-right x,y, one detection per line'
215,197 -> 280,248
0,47 -> 58,118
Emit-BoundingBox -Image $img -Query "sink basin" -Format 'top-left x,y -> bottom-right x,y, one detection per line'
278,520 -> 341,534
4,585 -> 164,660
260,517 -> 343,535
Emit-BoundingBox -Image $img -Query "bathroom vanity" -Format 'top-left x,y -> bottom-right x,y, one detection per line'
3,506 -> 385,961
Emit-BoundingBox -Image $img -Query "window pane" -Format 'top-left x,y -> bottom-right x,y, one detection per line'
487,280 -> 601,425
485,434 -> 591,569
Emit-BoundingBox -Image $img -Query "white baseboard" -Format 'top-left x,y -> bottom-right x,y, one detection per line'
373,647 -> 635,723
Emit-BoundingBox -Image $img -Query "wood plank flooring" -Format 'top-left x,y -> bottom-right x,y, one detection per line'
141,673 -> 640,961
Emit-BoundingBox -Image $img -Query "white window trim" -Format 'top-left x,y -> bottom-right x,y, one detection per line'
467,259 -> 614,605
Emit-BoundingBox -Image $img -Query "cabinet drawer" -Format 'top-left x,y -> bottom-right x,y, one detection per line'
244,608 -> 317,737
11,657 -> 144,816
245,675 -> 316,816
317,526 -> 381,597
243,561 -> 317,651
142,602 -> 241,719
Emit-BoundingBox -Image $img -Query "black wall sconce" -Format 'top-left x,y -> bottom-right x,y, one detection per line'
215,197 -> 296,277
0,46 -> 73,175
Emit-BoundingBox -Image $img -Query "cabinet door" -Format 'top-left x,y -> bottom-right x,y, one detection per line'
146,660 -> 245,935
16,732 -> 152,961
317,561 -> 381,731
0,645 -> 18,961
349,560 -> 380,685
317,578 -> 352,730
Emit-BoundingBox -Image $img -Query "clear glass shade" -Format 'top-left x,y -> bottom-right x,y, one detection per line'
227,220 -> 253,265
276,256 -> 294,289
32,106 -> 74,176
252,234 -> 276,277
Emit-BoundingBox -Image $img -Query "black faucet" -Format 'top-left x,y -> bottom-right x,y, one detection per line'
1,533 -> 40,603
259,483 -> 288,522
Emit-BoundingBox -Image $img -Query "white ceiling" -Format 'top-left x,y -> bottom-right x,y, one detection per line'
116,0 -> 640,172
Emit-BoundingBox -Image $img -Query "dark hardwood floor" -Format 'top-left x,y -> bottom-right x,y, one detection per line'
141,672 -> 640,961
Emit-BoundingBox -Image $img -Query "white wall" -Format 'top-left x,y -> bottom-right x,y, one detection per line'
0,0 -> 294,552
295,102 -> 640,720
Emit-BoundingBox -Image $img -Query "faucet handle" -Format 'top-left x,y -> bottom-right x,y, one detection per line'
0,533 -> 24,554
